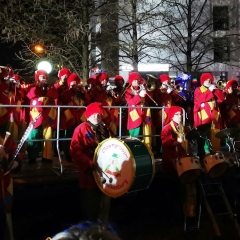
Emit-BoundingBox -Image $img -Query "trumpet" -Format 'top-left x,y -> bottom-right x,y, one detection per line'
104,83 -> 119,98
138,84 -> 158,106
163,83 -> 186,101
146,74 -> 157,91
215,80 -> 226,90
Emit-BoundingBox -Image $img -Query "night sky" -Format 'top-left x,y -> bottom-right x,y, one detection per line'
0,42 -> 21,69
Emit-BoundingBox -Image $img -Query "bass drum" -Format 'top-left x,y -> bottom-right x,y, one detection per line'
93,137 -> 155,198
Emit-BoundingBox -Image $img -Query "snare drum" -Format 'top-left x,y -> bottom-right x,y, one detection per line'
93,137 -> 155,198
203,152 -> 228,178
175,156 -> 202,184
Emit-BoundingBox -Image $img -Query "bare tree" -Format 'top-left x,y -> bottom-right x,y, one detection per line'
157,0 -> 240,74
0,0 -> 112,81
117,0 -> 167,71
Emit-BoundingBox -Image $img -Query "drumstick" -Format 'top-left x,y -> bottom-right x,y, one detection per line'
93,165 -> 107,184
101,170 -> 113,184
2,131 -> 11,146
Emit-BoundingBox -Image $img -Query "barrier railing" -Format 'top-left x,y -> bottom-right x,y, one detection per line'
1,104 -> 186,174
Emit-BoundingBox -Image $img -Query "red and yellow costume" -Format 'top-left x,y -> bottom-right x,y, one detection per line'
124,72 -> 152,147
26,70 -> 58,162
61,74 -> 91,130
70,102 -> 109,221
152,74 -> 184,128
125,72 -> 152,131
0,133 -> 22,239
161,106 -> 195,218
193,73 -> 225,152
221,79 -> 240,128
161,107 -> 187,178
90,72 -> 112,126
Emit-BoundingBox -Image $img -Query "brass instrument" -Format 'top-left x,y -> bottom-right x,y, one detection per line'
215,80 -> 226,90
105,84 -> 119,98
146,74 -> 157,92
162,83 -> 186,101
138,84 -> 158,106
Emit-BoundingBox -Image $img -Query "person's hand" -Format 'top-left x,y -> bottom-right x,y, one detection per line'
177,137 -> 183,143
10,161 -> 19,170
139,89 -> 146,97
167,86 -> 173,93
208,84 -> 216,92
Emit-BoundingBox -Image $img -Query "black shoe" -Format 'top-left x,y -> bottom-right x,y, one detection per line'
28,159 -> 36,164
42,158 -> 53,164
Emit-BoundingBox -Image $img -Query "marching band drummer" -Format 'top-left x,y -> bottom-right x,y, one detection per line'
70,102 -> 109,222
161,106 -> 196,228
193,73 -> 225,159
0,132 -> 22,240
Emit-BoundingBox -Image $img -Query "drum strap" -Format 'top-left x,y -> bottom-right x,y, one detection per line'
170,121 -> 188,152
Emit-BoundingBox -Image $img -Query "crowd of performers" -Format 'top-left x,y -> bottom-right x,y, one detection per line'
1,64 -> 240,237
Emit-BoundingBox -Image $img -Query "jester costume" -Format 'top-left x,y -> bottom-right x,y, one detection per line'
193,73 -> 225,154
161,106 -> 196,219
0,133 -> 22,239
60,73 -> 91,161
70,102 -> 109,221
124,72 -> 152,147
26,70 -> 58,163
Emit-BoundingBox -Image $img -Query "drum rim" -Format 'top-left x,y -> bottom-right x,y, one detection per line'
123,137 -> 156,191
122,137 -> 156,177
93,137 -> 155,198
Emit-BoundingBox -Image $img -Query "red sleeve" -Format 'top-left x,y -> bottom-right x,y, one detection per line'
161,125 -> 178,147
46,86 -> 59,99
125,89 -> 142,106
70,123 -> 95,172
213,89 -> 225,102
26,87 -> 38,99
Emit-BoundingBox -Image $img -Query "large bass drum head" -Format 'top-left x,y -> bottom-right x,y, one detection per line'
93,138 -> 135,198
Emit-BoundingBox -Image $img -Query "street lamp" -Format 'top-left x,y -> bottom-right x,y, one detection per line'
37,60 -> 52,74
34,44 -> 45,54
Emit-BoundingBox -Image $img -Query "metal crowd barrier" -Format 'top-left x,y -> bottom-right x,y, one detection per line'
1,104 -> 186,174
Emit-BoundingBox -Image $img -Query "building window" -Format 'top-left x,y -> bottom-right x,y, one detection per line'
213,6 -> 229,31
214,37 -> 230,62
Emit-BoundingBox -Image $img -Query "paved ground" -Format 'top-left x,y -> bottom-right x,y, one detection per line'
10,152 -> 240,240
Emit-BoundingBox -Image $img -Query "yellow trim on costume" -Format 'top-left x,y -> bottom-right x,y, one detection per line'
64,109 -> 73,121
129,109 -> 140,121
198,109 -> 208,121
170,120 -> 188,152
200,85 -> 208,93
